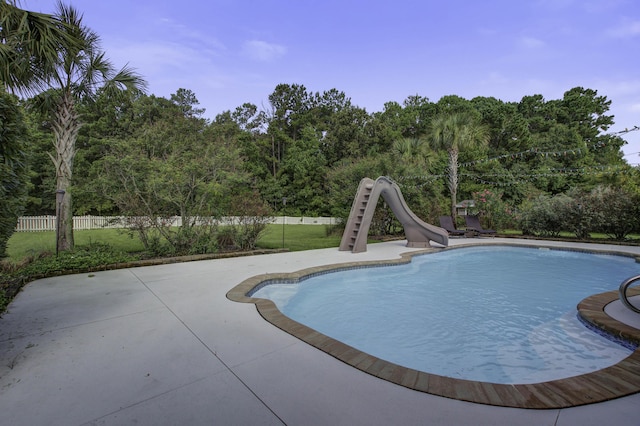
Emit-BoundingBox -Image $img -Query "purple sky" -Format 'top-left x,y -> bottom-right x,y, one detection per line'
26,0 -> 640,163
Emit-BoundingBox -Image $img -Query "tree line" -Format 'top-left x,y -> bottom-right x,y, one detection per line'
2,1 -> 639,257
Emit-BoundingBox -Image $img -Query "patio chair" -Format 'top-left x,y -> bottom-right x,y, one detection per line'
439,216 -> 467,237
464,215 -> 496,236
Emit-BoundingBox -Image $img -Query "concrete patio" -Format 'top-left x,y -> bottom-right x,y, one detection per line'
1,238 -> 639,425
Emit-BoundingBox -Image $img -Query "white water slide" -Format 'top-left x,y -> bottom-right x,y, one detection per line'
339,176 -> 449,253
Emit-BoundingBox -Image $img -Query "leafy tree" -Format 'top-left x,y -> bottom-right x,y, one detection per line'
170,88 -> 205,118
326,155 -> 392,220
368,101 -> 405,153
27,3 -> 145,251
557,87 -> 625,167
471,96 -> 530,155
265,83 -> 311,178
319,104 -> 370,164
0,91 -> 29,257
230,102 -> 265,133
557,87 -> 613,144
19,106 -> 56,215
435,95 -> 476,116
97,93 -> 250,254
66,89 -> 138,215
518,94 -> 556,135
279,126 -> 328,214
401,95 -> 435,138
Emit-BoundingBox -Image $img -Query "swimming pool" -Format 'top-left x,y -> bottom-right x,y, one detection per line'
250,246 -> 639,384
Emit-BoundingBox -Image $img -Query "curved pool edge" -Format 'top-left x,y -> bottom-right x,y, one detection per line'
226,244 -> 640,409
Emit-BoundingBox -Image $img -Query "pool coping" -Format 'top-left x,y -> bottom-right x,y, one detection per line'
226,243 -> 640,409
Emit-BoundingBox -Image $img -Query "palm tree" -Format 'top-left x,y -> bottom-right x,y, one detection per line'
29,2 -> 146,251
430,112 -> 489,218
1,1 -> 85,256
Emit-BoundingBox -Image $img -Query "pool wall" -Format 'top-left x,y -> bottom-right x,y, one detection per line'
226,243 -> 640,409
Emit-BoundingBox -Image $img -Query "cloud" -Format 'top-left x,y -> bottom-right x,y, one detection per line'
101,38 -> 234,98
590,78 -> 640,98
606,20 -> 640,38
241,40 -> 287,61
478,72 -> 511,90
534,0 -> 576,8
518,36 -> 546,49
156,17 -> 227,55
107,41 -> 205,71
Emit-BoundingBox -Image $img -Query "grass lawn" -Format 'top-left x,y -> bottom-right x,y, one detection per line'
6,224 -> 342,261
258,224 -> 342,251
6,228 -> 146,261
7,225 -> 637,262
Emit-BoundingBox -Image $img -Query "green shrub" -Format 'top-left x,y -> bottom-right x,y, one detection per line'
170,224 -> 219,255
588,186 -> 640,240
216,227 -> 236,249
518,186 -> 640,239
472,189 -> 517,230
559,188 -> 596,239
519,194 -> 571,237
16,242 -> 137,277
228,191 -> 274,251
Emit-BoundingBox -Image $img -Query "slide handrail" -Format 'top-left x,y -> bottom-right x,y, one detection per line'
619,275 -> 640,314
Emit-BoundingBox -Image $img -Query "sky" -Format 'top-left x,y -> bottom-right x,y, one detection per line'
25,0 -> 640,164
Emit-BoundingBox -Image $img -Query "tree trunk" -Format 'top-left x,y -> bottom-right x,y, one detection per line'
56,178 -> 74,252
49,91 -> 79,252
448,148 -> 459,219
271,134 -> 277,178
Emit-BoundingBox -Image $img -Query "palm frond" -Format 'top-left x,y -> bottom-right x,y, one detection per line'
0,2 -> 81,94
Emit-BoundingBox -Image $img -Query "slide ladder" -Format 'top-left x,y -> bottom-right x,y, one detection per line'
339,176 -> 448,253
339,178 -> 376,253
619,275 -> 640,314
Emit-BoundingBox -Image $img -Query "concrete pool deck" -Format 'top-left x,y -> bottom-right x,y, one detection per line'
1,238 -> 639,425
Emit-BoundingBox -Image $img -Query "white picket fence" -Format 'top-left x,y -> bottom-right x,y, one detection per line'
15,215 -> 338,232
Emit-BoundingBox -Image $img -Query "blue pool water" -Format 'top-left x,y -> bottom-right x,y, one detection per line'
252,246 -> 640,384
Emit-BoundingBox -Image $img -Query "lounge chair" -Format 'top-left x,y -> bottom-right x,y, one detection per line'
439,216 -> 467,237
464,215 -> 496,236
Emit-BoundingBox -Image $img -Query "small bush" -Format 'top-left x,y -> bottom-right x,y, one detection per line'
216,227 -> 236,249
517,185 -> 640,239
17,243 -> 137,277
472,189 -> 517,230
229,191 -> 274,251
170,224 -> 219,255
519,194 -> 570,237
560,188 -> 594,239
187,228 -> 219,255
588,186 -> 640,240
